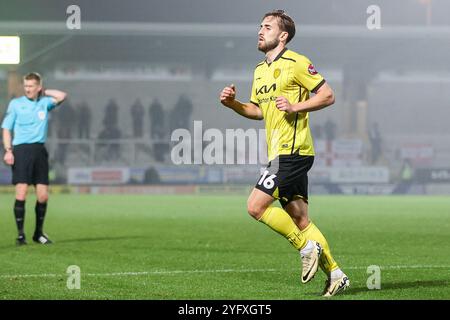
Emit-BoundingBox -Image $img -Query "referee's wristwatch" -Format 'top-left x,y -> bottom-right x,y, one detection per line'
5,147 -> 12,153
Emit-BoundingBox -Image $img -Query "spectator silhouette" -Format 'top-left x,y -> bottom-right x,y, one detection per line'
55,100 -> 75,164
324,118 -> 337,142
149,98 -> 165,140
393,158 -> 414,194
178,94 -> 193,130
97,100 -> 122,161
77,101 -> 92,139
131,99 -> 145,138
368,122 -> 382,164
103,99 -> 119,129
311,124 -> 323,139
97,125 -> 122,161
170,94 -> 193,133
149,98 -> 169,162
47,112 -> 54,138
144,166 -> 161,184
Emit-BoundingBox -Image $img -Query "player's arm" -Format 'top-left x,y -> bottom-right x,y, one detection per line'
220,84 -> 263,120
276,82 -> 335,114
276,55 -> 335,114
42,89 -> 67,105
2,101 -> 16,165
2,129 -> 14,165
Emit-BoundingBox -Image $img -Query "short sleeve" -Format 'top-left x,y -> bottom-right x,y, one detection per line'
44,96 -> 57,111
250,78 -> 259,106
1,101 -> 17,130
293,55 -> 325,93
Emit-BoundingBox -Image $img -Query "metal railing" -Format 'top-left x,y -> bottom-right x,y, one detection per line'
46,138 -> 170,166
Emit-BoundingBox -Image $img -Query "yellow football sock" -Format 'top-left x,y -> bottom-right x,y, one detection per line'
259,207 -> 307,250
300,222 -> 338,274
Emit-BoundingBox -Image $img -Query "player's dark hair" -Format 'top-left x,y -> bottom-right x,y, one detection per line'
263,9 -> 296,44
23,72 -> 42,84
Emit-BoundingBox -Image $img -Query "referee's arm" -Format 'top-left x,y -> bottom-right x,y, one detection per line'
2,129 -> 14,165
43,89 -> 67,105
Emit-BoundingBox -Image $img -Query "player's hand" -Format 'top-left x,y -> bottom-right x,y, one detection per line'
275,96 -> 295,114
4,150 -> 14,166
220,84 -> 236,107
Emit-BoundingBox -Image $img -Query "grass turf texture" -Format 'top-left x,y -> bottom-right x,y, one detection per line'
0,194 -> 449,300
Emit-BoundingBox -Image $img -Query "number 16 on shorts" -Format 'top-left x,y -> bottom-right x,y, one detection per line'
258,170 -> 277,190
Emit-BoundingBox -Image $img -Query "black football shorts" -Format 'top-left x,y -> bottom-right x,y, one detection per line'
12,143 -> 49,185
255,154 -> 314,207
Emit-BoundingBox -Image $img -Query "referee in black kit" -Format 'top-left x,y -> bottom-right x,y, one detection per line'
2,72 -> 67,245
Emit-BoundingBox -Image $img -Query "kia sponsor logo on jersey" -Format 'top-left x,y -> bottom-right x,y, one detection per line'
256,83 -> 276,95
308,64 -> 318,75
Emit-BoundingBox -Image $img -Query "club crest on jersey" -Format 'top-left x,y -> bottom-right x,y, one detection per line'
308,64 -> 318,75
38,111 -> 46,120
273,68 -> 281,79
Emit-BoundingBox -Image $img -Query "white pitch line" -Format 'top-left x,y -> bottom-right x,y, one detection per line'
374,265 -> 450,270
0,268 -> 278,279
86,268 -> 278,277
0,265 -> 448,279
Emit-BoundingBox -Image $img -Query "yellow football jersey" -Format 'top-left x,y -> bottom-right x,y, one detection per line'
250,48 -> 325,161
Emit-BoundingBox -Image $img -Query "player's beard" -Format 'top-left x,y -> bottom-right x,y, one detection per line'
258,38 -> 279,53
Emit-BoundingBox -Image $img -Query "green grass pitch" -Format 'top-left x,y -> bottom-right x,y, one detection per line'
0,194 -> 449,300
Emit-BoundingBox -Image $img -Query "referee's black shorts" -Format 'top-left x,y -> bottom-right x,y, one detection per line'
255,153 -> 314,207
12,143 -> 49,185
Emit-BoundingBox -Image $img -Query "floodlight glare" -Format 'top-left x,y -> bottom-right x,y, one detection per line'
0,36 -> 20,64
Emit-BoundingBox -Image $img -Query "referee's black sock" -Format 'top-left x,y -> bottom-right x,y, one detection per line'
35,201 -> 48,235
14,199 -> 26,236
